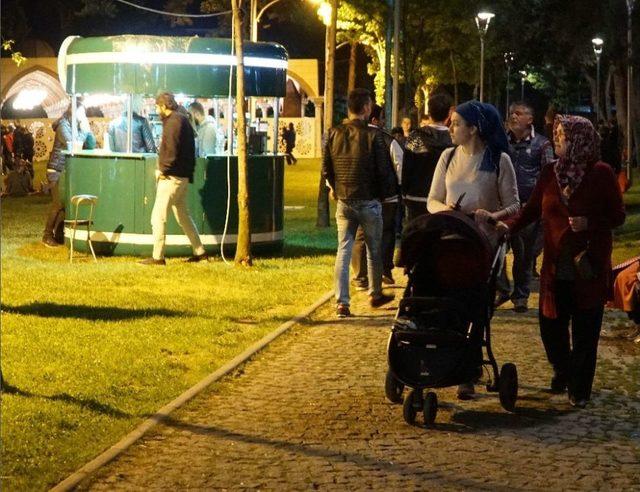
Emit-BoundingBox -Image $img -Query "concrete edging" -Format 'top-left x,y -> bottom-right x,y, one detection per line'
50,290 -> 335,491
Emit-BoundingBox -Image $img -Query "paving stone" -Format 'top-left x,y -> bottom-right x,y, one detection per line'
80,276 -> 640,491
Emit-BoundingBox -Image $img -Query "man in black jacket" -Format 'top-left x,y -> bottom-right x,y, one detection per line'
402,92 -> 453,221
322,89 -> 396,317
139,92 -> 207,265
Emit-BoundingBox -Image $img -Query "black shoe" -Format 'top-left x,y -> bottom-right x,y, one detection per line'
138,258 -> 166,266
42,236 -> 60,248
352,278 -> 369,291
369,292 -> 394,308
457,383 -> 475,400
494,292 -> 511,308
513,299 -> 528,313
336,304 -> 351,318
569,395 -> 587,408
382,273 -> 395,285
185,253 -> 208,263
550,373 -> 567,394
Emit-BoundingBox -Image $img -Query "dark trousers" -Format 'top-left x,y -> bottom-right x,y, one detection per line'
497,221 -> 540,300
352,201 -> 398,279
404,199 -> 428,224
539,281 -> 604,401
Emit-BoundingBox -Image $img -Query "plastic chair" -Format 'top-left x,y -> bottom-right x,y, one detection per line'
64,194 -> 98,263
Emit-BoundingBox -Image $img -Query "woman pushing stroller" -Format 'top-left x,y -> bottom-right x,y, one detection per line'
427,101 -> 520,399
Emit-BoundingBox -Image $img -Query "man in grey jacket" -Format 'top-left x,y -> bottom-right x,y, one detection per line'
321,89 -> 396,317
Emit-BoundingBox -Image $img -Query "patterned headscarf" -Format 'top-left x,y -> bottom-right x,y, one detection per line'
553,115 -> 601,199
455,101 -> 509,172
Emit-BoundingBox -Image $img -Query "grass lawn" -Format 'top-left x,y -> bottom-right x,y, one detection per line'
1,160 -> 638,490
1,158 -> 337,491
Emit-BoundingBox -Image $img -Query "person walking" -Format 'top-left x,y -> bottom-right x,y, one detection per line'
282,122 -> 297,165
139,92 -> 207,265
495,101 -> 554,312
322,88 -> 396,317
498,115 -> 625,408
402,92 -> 454,222
351,104 -> 402,289
428,100 -> 520,399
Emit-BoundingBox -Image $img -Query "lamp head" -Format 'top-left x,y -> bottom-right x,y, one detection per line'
317,1 -> 332,26
504,51 -> 515,66
475,11 -> 495,35
519,70 -> 527,80
592,37 -> 604,56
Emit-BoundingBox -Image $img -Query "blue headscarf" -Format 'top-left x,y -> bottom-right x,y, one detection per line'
455,101 -> 509,172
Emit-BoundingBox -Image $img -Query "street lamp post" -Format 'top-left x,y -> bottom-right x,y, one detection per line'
592,37 -> 603,122
475,11 -> 495,103
519,70 -> 527,100
626,0 -> 636,180
504,52 -> 514,119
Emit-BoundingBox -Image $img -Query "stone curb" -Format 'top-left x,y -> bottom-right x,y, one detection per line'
50,290 -> 335,492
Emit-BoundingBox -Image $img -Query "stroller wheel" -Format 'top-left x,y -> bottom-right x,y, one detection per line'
385,370 -> 404,404
423,392 -> 438,427
402,389 -> 420,425
499,363 -> 518,412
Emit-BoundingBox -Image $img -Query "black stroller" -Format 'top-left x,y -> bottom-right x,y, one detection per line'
385,211 -> 518,426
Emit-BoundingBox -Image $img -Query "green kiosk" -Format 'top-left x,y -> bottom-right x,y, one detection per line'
58,35 -> 287,256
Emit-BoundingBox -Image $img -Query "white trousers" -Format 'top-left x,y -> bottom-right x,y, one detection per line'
151,176 -> 205,260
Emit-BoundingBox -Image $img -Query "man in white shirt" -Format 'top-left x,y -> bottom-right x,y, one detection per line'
188,102 -> 218,157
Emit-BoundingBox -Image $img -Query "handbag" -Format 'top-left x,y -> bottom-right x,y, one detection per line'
574,240 -> 596,280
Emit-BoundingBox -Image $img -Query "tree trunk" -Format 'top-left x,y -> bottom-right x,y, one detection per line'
232,0 -> 252,266
449,50 -> 458,105
348,41 -> 357,94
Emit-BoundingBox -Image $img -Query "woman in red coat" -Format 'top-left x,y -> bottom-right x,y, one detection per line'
498,115 -> 625,409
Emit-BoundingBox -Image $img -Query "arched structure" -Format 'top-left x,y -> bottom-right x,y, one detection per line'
1,63 -> 68,119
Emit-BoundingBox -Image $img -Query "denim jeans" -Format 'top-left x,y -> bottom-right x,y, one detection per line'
335,199 -> 383,306
497,221 -> 541,300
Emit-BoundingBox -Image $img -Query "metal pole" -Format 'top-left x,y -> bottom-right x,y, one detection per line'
521,77 -> 525,100
596,55 -> 601,122
273,97 -> 279,154
71,94 -> 77,153
391,0 -> 400,127
505,65 -> 510,120
626,0 -> 635,180
126,94 -> 133,153
479,36 -> 485,102
251,0 -> 258,42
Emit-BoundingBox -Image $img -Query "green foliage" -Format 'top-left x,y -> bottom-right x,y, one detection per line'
337,0 -> 388,103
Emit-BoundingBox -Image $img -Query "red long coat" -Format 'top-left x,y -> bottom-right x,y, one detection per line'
505,161 -> 625,319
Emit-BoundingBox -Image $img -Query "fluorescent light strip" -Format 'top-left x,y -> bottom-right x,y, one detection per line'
64,229 -> 283,245
66,52 -> 288,69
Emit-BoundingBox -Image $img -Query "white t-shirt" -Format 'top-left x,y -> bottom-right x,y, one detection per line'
427,146 -> 520,219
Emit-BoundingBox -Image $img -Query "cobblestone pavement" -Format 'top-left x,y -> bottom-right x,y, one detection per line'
82,277 -> 640,491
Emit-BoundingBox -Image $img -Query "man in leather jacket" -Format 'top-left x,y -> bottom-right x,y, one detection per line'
322,89 -> 397,317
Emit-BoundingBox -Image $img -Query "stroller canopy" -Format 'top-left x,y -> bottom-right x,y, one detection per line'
401,211 -> 494,290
